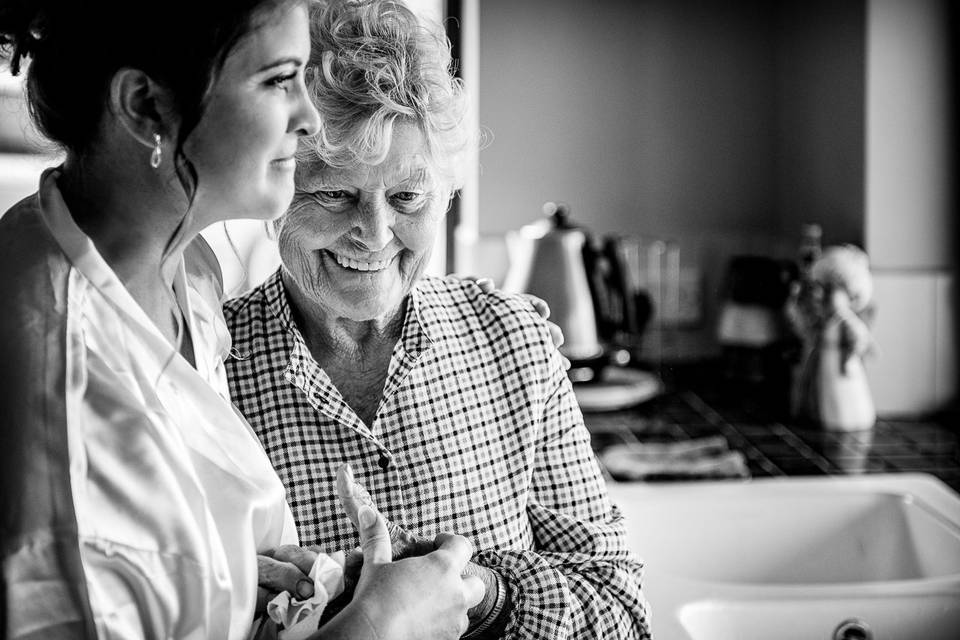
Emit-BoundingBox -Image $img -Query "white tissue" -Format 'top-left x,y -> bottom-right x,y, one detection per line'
267,551 -> 345,640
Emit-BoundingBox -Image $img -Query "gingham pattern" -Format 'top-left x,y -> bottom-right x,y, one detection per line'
224,270 -> 651,639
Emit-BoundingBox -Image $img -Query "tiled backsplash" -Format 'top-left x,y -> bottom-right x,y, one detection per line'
584,364 -> 960,493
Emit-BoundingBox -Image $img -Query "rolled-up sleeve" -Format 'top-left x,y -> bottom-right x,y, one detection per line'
475,363 -> 652,639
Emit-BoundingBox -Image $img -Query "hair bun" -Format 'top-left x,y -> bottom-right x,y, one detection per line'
0,2 -> 47,75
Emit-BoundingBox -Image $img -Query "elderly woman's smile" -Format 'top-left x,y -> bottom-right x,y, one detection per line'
330,253 -> 394,272
279,122 -> 447,322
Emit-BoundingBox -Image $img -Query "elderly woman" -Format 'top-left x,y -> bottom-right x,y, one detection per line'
224,0 -> 651,638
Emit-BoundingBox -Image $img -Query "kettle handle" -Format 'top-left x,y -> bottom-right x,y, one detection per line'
583,236 -> 653,342
603,236 -> 642,335
581,237 -> 618,341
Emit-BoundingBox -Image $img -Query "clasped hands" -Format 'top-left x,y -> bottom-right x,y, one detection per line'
257,464 -> 498,640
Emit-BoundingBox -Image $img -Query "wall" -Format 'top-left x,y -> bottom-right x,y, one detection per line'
775,0 -> 865,246
471,0 -> 866,360
476,0 -> 778,240
863,0 -> 956,415
865,0 -> 954,271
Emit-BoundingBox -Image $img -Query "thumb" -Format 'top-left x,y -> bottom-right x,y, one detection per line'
336,463 -> 378,531
358,504 -> 392,565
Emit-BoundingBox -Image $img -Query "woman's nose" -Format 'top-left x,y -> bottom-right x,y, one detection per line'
292,79 -> 321,137
351,200 -> 395,251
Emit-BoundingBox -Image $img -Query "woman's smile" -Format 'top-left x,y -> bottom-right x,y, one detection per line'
271,156 -> 297,171
328,250 -> 395,272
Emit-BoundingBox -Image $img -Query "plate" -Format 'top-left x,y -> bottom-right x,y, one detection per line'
573,366 -> 662,412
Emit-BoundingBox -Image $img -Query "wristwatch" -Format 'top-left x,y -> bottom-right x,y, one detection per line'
462,570 -> 509,639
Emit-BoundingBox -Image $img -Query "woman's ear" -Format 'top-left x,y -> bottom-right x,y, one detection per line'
107,67 -> 179,153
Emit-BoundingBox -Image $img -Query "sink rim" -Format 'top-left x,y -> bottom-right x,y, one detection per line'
641,568 -> 960,595
606,472 -> 960,526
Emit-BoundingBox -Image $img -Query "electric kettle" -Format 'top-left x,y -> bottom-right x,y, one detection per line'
503,201 -> 653,378
503,202 -> 604,366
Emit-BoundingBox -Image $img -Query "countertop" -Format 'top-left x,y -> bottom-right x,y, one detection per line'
583,361 -> 960,493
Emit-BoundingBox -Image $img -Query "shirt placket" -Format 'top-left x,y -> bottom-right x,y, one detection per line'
380,294 -> 435,405
283,341 -> 372,433
284,295 -> 442,524
362,305 -> 439,528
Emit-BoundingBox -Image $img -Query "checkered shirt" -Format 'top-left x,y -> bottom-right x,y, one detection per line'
224,270 -> 651,639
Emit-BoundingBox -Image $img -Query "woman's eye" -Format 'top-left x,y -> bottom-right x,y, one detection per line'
391,191 -> 421,204
293,190 -> 350,207
268,71 -> 298,90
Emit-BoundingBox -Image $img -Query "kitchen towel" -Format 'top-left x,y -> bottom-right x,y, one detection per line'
266,551 -> 346,640
600,435 -> 750,481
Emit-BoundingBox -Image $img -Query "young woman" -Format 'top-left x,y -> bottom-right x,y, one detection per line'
0,1 -> 481,637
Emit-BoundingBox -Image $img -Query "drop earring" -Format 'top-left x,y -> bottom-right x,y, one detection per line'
150,133 -> 162,169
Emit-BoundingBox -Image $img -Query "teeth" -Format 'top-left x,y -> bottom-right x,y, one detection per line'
333,253 -> 391,272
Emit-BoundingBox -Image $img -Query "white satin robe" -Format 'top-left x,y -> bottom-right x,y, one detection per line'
2,170 -> 301,639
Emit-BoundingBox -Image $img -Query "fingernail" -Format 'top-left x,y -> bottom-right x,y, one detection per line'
386,520 -> 401,537
353,480 -> 374,502
340,462 -> 354,483
295,577 -> 314,600
358,505 -> 377,528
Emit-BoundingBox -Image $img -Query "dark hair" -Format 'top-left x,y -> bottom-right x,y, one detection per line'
0,0 -> 299,160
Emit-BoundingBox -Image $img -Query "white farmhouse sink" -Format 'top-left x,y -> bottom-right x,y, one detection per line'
606,474 -> 960,640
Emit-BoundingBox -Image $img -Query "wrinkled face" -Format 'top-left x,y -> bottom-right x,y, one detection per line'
184,3 -> 319,226
279,122 -> 448,321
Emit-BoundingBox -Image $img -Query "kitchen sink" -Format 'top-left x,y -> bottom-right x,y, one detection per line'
606,473 -> 960,640
678,593 -> 960,640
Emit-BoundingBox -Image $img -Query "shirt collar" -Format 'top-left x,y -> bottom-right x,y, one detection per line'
260,271 -> 464,420
260,268 -> 457,360
407,276 -> 460,349
262,268 -> 306,343
37,167 -> 193,352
